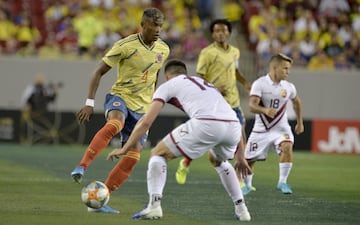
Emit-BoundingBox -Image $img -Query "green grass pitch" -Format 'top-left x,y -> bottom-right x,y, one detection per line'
0,144 -> 359,225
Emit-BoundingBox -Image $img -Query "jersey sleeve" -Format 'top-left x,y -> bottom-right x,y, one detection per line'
196,49 -> 208,75
288,82 -> 297,100
102,42 -> 125,67
153,81 -> 170,103
250,79 -> 262,97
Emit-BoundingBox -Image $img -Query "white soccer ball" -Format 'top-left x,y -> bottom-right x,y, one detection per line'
81,181 -> 110,209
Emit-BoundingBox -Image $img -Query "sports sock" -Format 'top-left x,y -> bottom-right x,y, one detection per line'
215,160 -> 244,202
105,149 -> 140,193
244,174 -> 254,188
278,162 -> 293,183
182,157 -> 192,167
79,119 -> 123,169
147,155 -> 167,197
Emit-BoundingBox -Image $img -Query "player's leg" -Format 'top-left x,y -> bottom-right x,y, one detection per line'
208,151 -> 251,221
242,160 -> 256,195
104,110 -> 148,193
133,140 -> 178,219
276,141 -> 294,194
71,94 -> 126,183
233,107 -> 256,191
242,131 -> 271,195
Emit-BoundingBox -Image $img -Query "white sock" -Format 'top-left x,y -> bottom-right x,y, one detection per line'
244,174 -> 254,188
147,156 -> 167,207
215,160 -> 244,202
278,162 -> 292,184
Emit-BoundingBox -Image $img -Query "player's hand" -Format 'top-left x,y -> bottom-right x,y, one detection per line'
295,122 -> 304,135
264,108 -> 277,118
76,106 -> 94,124
107,148 -> 128,161
234,157 -> 252,178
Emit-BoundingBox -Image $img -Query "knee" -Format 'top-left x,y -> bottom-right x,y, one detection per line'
280,143 -> 293,155
208,152 -> 221,167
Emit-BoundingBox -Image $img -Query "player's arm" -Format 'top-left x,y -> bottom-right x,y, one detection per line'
235,69 -> 251,93
107,100 -> 164,160
234,142 -> 252,177
76,61 -> 111,124
249,96 -> 277,118
292,95 -> 304,135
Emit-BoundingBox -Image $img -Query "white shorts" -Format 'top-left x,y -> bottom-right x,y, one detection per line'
244,126 -> 294,161
163,118 -> 241,161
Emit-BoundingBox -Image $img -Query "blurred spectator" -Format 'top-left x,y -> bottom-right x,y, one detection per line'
15,17 -> 41,56
0,9 -> 16,54
318,0 -> 350,21
289,48 -> 308,68
88,0 -> 114,10
72,5 -> 103,57
94,27 -> 121,56
344,33 -> 360,68
256,28 -> 281,60
307,50 -> 335,71
45,0 -> 69,34
37,34 -> 62,59
21,73 -> 59,114
318,22 -> 344,57
273,7 -> 293,43
338,22 -> 354,45
298,32 -> 317,62
55,20 -> 78,53
248,6 -> 271,46
334,52 -> 352,71
293,8 -> 318,41
20,73 -> 63,144
350,4 -> 360,35
196,0 -> 214,29
222,0 -> 243,34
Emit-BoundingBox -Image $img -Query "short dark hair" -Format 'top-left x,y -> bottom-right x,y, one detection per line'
164,59 -> 187,75
209,19 -> 232,33
142,7 -> 164,21
269,53 -> 293,65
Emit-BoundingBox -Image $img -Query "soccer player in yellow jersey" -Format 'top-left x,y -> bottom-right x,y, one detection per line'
175,19 -> 252,187
71,8 -> 170,213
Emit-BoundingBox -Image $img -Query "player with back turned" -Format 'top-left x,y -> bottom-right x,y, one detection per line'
107,59 -> 252,221
70,8 -> 170,213
175,19 -> 252,187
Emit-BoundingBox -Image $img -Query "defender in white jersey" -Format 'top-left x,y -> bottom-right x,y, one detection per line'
242,53 -> 304,195
107,59 -> 252,221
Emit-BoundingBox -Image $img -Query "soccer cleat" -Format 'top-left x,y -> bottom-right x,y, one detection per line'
239,180 -> 257,191
175,159 -> 190,184
71,166 -> 85,183
132,205 -> 163,220
234,202 -> 251,221
277,182 -> 293,194
241,186 -> 253,196
87,205 -> 120,214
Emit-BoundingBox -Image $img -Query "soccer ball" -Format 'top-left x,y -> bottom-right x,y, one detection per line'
81,181 -> 110,209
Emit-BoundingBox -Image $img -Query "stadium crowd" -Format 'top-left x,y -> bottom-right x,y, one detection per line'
0,0 -> 359,71
240,0 -> 360,71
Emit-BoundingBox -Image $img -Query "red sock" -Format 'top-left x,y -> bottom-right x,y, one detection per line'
183,157 -> 192,167
105,149 -> 140,193
79,119 -> 123,169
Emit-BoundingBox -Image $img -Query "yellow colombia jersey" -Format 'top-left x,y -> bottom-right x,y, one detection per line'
102,33 -> 170,113
196,42 -> 240,108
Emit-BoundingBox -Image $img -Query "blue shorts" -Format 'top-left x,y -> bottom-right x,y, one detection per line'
233,107 -> 246,126
104,94 -> 147,146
